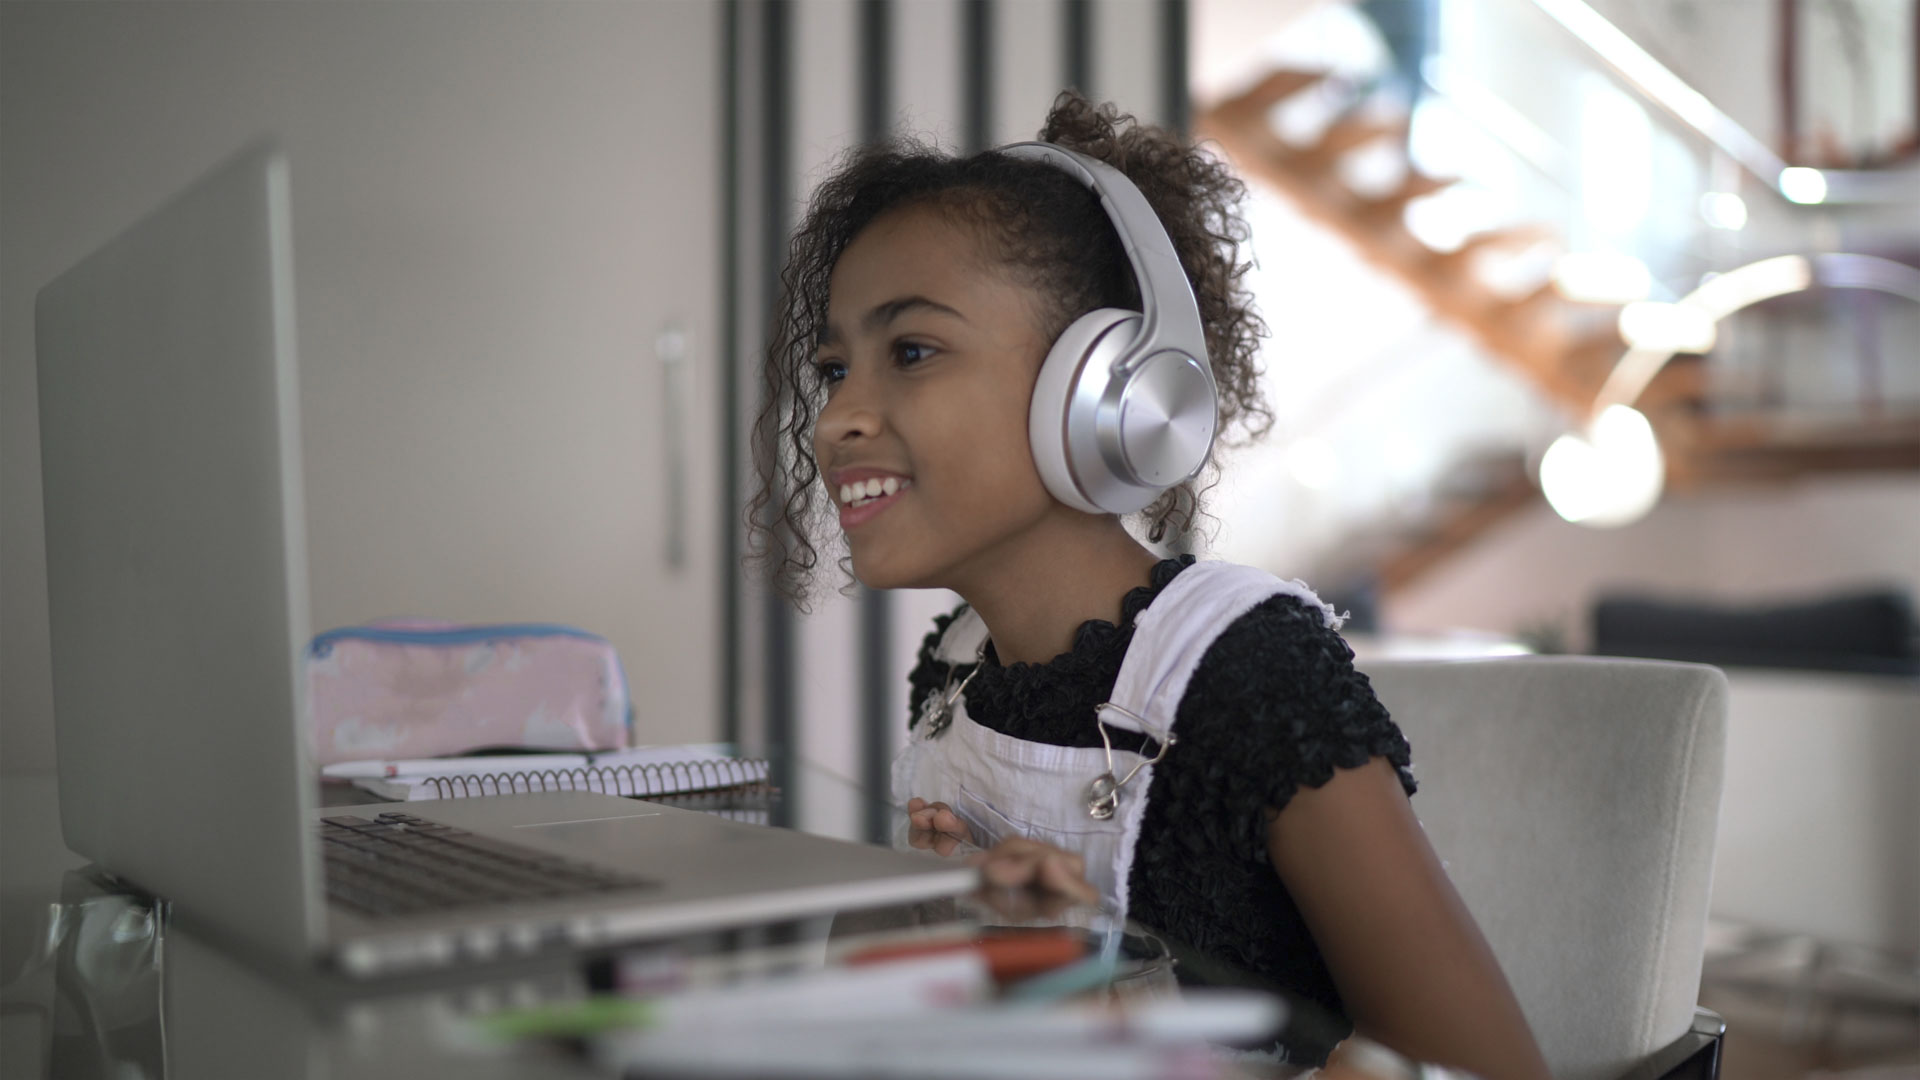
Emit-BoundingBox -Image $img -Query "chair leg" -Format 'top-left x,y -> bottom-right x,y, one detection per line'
1784,938 -> 1827,1044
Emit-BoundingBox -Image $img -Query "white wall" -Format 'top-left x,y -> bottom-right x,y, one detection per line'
1713,669 -> 1919,952
1384,473 -> 1920,649
1,2 -> 722,775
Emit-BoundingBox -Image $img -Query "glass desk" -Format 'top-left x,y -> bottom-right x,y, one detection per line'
0,763 -> 1348,1079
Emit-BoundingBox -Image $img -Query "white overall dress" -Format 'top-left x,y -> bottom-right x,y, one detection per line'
891,561 -> 1341,924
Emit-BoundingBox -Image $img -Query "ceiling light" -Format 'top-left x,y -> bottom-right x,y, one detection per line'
1553,251 -> 1652,304
1698,191 -> 1748,230
1778,167 -> 1829,205
1540,405 -> 1665,527
1618,301 -> 1718,353
1690,256 -> 1812,318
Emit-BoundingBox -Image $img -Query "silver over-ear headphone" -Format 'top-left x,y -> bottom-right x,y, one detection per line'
999,142 -> 1218,515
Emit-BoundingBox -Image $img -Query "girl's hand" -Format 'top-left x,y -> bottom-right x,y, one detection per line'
968,836 -> 1101,907
905,799 -> 1101,907
905,797 -> 974,856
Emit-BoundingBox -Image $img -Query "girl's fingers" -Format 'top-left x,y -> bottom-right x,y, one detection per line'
930,807 -> 969,840
1038,853 -> 1100,904
905,809 -> 1094,903
905,799 -> 972,856
905,802 -> 970,838
977,849 -> 1040,888
969,837 -> 1099,904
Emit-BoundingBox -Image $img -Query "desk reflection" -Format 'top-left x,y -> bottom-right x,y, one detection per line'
1,763 -> 1329,1079
39,868 -> 610,1080
19,867 -> 1324,1079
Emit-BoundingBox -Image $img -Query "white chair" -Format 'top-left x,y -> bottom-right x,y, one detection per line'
1359,657 -> 1729,1080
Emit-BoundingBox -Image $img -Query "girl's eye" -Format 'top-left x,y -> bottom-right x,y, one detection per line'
815,359 -> 848,387
893,342 -> 935,367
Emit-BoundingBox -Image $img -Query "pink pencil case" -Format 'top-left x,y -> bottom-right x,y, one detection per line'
305,620 -> 632,766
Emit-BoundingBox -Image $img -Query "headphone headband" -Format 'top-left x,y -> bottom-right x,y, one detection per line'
1000,140 -> 1221,515
998,141 -> 1211,381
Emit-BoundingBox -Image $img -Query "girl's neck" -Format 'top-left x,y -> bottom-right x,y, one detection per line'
950,515 -> 1163,667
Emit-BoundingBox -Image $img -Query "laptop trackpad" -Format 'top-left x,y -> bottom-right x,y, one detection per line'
512,809 -> 665,831
506,810 -> 672,860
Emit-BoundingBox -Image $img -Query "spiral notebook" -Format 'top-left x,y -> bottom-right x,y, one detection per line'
329,744 -> 770,806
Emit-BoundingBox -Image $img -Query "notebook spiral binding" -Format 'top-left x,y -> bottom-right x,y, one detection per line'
424,757 -> 770,802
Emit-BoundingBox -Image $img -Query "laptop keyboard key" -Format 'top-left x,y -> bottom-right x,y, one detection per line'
320,814 -> 653,918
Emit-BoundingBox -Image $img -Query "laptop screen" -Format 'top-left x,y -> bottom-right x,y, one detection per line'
35,144 -> 323,964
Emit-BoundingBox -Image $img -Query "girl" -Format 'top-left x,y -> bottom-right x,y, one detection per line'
750,93 -> 1548,1079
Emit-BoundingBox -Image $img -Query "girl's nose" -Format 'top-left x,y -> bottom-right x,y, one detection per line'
815,379 -> 883,447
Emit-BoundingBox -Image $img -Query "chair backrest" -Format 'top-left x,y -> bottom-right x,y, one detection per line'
1359,657 -> 1728,1080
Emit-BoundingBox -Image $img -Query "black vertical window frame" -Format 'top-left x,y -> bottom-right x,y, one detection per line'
1162,0 -> 1193,558
859,1 -> 892,147
1063,0 -> 1092,98
720,1 -> 743,748
856,0 -> 897,845
760,0 -> 797,826
962,0 -> 994,155
1160,0 -> 1188,133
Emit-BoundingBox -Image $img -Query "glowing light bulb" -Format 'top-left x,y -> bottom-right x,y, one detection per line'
1541,405 -> 1665,527
1618,301 -> 1718,353
1698,191 -> 1748,230
1553,252 -> 1653,304
1778,167 -> 1828,205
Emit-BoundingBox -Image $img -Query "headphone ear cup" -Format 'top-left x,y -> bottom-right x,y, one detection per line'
1028,308 -> 1139,514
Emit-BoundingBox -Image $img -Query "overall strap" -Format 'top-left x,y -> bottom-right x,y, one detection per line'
933,605 -> 990,665
1101,562 -> 1340,741
1097,561 -> 1339,922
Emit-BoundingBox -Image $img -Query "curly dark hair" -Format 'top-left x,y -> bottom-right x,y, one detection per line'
747,92 -> 1270,607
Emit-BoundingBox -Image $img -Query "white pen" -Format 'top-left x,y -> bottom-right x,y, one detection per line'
596,992 -> 1285,1078
601,989 -> 1285,1049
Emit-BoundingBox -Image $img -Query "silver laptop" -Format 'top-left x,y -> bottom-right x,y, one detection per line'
34,144 -> 975,977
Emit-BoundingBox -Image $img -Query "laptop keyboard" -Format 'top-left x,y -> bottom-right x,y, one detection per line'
321,811 -> 652,919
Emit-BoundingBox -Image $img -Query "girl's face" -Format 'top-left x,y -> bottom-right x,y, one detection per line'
812,204 -> 1061,591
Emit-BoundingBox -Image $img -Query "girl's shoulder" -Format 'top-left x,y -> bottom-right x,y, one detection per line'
1141,558 -> 1344,635
1119,559 -> 1356,689
1178,585 -> 1417,804
1201,587 -> 1362,680
906,558 -> 1348,681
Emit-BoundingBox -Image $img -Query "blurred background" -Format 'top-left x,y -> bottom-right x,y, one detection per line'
2,2 -> 1915,1073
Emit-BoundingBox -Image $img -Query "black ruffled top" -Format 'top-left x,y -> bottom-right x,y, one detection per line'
906,556 -> 1416,1026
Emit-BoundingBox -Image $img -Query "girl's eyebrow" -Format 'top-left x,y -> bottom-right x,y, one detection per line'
820,295 -> 967,347
864,295 -> 968,331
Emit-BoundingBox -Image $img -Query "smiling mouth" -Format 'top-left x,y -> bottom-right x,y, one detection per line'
837,476 -> 909,508
835,476 -> 912,528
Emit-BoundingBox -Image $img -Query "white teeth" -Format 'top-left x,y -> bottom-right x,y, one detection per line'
836,476 -> 910,507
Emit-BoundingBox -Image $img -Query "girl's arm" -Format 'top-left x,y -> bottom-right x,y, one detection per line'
1267,757 -> 1551,1080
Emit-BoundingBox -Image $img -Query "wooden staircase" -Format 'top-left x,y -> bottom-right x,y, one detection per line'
1196,69 -> 1920,592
